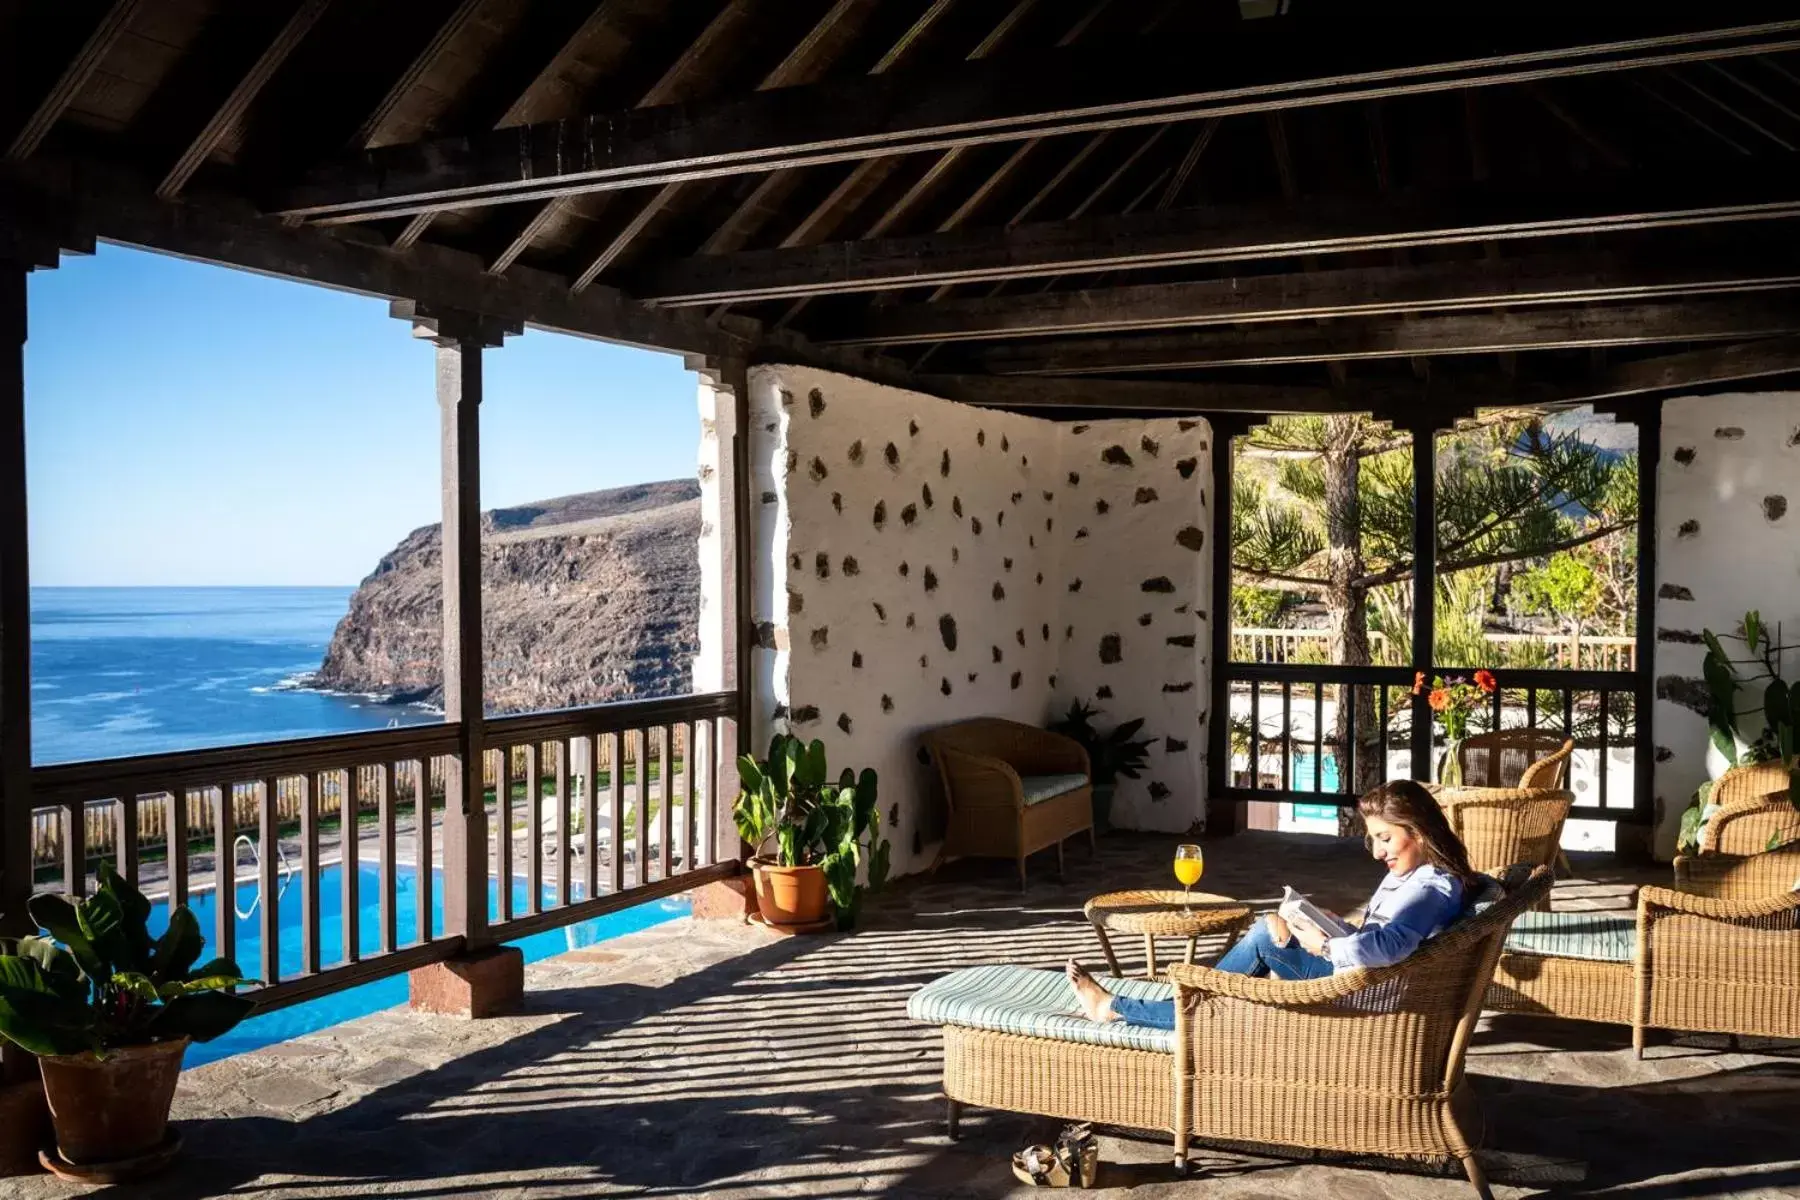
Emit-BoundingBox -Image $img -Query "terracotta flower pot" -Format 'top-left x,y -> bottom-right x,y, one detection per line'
748,857 -> 829,927
38,1039 -> 188,1166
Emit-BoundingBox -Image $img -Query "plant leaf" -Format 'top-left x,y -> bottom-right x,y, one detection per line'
147,991 -> 255,1044
1702,628 -> 1732,669
1710,722 -> 1740,767
75,888 -> 130,975
150,907 -> 205,985
1746,611 -> 1763,655
26,894 -> 104,980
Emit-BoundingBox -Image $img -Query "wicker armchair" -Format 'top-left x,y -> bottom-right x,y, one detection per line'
1455,730 -> 1572,789
1490,846 -> 1800,1056
1167,865 -> 1551,1198
1699,761 -> 1800,855
922,717 -> 1094,890
1431,785 -> 1574,887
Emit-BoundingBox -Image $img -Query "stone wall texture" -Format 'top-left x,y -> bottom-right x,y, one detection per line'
1654,391 -> 1800,858
748,364 -> 1212,879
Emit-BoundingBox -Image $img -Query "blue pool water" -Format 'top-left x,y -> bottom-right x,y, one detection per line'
163,865 -> 687,1068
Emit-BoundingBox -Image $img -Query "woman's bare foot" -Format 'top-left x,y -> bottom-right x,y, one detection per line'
1065,960 -> 1119,1023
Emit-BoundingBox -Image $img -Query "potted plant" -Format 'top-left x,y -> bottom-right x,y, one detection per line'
0,861 -> 255,1173
1411,669 -> 1497,786
1678,611 -> 1800,853
735,734 -> 890,931
1048,700 -> 1152,833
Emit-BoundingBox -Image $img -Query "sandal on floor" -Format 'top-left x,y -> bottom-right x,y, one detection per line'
1056,1123 -> 1100,1188
1011,1144 -> 1072,1187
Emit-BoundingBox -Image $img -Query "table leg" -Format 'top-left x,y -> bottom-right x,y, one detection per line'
1092,923 -> 1123,977
1183,937 -> 1197,966
1143,933 -> 1157,980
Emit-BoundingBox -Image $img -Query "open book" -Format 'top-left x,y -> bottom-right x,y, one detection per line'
1278,887 -> 1354,940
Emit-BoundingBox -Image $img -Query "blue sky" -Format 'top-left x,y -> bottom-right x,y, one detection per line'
24,245 -> 699,586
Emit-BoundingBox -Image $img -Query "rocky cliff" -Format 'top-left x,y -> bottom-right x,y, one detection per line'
314,480 -> 701,712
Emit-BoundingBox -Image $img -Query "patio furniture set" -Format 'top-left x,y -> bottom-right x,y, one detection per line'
911,721 -> 1800,1196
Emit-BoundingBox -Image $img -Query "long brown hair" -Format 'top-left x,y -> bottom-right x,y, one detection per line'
1358,780 -> 1477,887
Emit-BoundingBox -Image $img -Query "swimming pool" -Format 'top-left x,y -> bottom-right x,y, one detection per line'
160,864 -> 688,1067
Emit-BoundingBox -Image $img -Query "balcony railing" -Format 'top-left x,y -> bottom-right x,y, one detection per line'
1230,629 -> 1637,673
28,691 -> 739,1012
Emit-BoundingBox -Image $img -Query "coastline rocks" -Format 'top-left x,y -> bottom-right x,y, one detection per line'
313,480 -> 700,712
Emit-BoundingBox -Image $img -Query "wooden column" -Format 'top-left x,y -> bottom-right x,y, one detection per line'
1205,415 -> 1247,835
1409,419 -> 1438,783
393,302 -> 516,949
0,263 -> 30,944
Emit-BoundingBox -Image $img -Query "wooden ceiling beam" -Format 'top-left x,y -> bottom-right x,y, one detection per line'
820,249 -> 1800,346
1570,333 -> 1800,404
975,298 -> 1800,374
6,0 -> 144,162
627,161 -> 1800,306
912,373 -> 1341,413
274,11 -> 1800,222
345,0 -> 486,153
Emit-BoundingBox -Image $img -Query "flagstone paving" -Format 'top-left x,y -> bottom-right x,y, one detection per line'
9,831 -> 1797,1198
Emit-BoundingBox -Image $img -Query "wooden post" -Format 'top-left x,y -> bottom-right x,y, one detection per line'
1205,415 -> 1247,835
1409,419 -> 1438,783
0,263 -> 30,945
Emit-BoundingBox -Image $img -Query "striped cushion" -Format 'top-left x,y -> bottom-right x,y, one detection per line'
1504,910 -> 1638,963
906,964 -> 1176,1052
1020,774 -> 1088,806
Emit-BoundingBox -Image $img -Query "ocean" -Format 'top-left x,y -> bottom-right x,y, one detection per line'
30,586 -> 437,765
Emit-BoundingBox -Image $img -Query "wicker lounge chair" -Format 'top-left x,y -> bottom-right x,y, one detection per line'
922,717 -> 1094,890
1431,784 -> 1573,896
1490,845 -> 1800,1055
1698,761 -> 1800,855
909,865 -> 1551,1199
1455,730 -> 1574,790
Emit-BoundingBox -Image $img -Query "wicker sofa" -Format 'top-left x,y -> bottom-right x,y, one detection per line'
909,866 -> 1551,1199
921,717 -> 1094,890
1698,761 -> 1800,854
1489,845 -> 1800,1055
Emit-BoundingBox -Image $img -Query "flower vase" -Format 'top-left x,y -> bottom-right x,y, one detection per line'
1437,738 -> 1465,788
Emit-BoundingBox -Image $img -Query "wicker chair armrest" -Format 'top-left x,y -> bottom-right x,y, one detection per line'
1166,959 -> 1385,1008
1640,883 -> 1800,923
933,745 -> 1024,810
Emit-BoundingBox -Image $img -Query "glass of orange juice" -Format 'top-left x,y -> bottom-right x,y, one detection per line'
1173,844 -> 1203,909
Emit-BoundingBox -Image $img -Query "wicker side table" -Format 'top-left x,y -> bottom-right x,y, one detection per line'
1082,890 -> 1253,979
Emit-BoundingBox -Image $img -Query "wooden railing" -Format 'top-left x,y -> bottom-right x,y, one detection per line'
27,692 -> 739,1012
1230,628 -> 1637,673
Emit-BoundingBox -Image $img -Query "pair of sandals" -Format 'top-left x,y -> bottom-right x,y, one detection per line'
1011,1123 -> 1099,1188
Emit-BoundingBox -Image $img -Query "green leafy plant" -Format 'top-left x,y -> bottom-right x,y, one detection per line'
1680,611 -> 1800,851
0,861 -> 256,1058
734,734 -> 890,928
1049,700 -> 1153,789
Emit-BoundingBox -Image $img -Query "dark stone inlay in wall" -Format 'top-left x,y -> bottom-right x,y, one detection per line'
790,552 -> 802,570
792,705 -> 820,723
909,420 -> 919,437
882,694 -> 894,713
1036,573 -> 1044,584
1672,446 -> 1695,466
951,546 -> 960,563
1048,673 -> 1056,688
884,442 -> 900,467
1714,426 -> 1745,440
1138,613 -> 1153,626
1176,457 -> 1198,479
992,645 -> 1003,663
1004,557 -> 1013,571
1095,499 -> 1111,515
901,503 -> 918,526
1042,623 -> 1051,641
941,677 -> 953,696
1011,671 -> 1022,690
1075,527 -> 1089,540
837,713 -> 852,734
1791,426 -> 1800,447
1656,675 -> 1709,715
754,621 -> 776,649
1655,745 -> 1673,762
968,672 -> 978,683
1162,682 -> 1194,693
993,582 -> 1006,600
954,496 -> 965,517
1068,471 -> 1081,486
977,429 -> 986,446
1101,445 -> 1133,466
789,589 -> 804,614
1011,491 -> 1022,504
939,614 -> 958,652
888,803 -> 898,828
1176,526 -> 1206,551
997,511 -> 1005,527
1100,634 -> 1122,664
918,653 -> 926,668
810,627 -> 829,650
1045,518 -> 1054,532
1030,536 -> 1036,548
922,482 -> 933,508
899,561 -> 910,577
1140,435 -> 1160,458
924,566 -> 939,592
1178,419 -> 1199,432
849,650 -> 864,670
1166,738 -> 1188,753
809,457 -> 829,482
1134,487 -> 1159,505
815,553 -> 830,579
873,500 -> 887,529
848,440 -> 864,465
1096,685 -> 1113,699
772,702 -> 787,720
1069,579 -> 1083,593
941,449 -> 951,477
1043,490 -> 1055,503
842,556 -> 860,576
1766,495 -> 1788,521
1167,634 -> 1197,647
1065,625 -> 1074,641
808,388 -> 825,418
1148,782 -> 1171,801
1001,434 -> 1011,452
1175,604 -> 1189,614
1676,519 -> 1700,538
1142,576 -> 1176,593
1658,583 -> 1695,601
907,613 -> 917,629
1016,629 -> 1026,646
873,602 -> 887,621
1658,628 -> 1704,644
972,517 -> 983,535
785,450 -> 798,476
761,490 -> 777,504
1072,424 -> 1090,434
831,492 -> 842,514
779,388 -> 794,408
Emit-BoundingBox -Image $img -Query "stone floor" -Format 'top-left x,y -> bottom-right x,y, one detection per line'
12,832 -> 1799,1198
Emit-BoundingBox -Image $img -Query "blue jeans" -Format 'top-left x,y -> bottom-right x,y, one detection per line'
1106,917 -> 1333,1031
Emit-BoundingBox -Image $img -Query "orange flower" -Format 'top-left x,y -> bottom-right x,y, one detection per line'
1428,688 -> 1450,712
1473,669 -> 1497,694
1412,671 -> 1427,696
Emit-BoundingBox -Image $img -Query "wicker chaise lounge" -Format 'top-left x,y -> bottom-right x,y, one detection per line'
1490,845 -> 1800,1055
922,717 -> 1094,889
909,866 -> 1551,1199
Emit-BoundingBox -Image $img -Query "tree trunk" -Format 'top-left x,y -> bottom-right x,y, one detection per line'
1319,417 -> 1382,833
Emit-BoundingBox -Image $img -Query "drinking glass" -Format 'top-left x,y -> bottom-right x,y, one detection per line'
1173,844 -> 1204,909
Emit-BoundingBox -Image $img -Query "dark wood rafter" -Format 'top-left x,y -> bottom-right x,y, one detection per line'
274,13 -> 1800,222
626,161 -> 1800,306
156,0 -> 334,201
5,0 -> 144,162
342,0 -> 488,154
1571,332 -> 1800,402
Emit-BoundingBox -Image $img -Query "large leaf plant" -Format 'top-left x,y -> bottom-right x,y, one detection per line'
0,861 -> 256,1058
1679,610 -> 1800,853
735,734 -> 890,929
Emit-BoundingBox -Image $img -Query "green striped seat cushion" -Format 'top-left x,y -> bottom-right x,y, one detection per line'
1020,773 -> 1088,806
906,964 -> 1176,1053
1504,910 -> 1637,963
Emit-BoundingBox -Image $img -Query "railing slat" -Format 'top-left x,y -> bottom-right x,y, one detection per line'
1312,684 -> 1323,793
380,763 -> 397,955
1598,690 -> 1611,809
524,742 -> 542,916
168,787 -> 189,909
214,786 -> 235,964
300,775 -> 320,976
682,720 -> 697,873
341,767 -> 360,967
496,749 -> 513,924
1280,682 -> 1292,792
658,727 -> 673,882
260,777 -> 281,987
116,789 -> 139,890
555,739 -> 571,905
416,759 -> 434,946
63,801 -> 86,897
1249,684 -> 1261,790
633,729 -> 649,888
1378,685 -> 1389,781
1342,685 -> 1356,794
606,733 -> 623,896
583,734 -> 599,900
